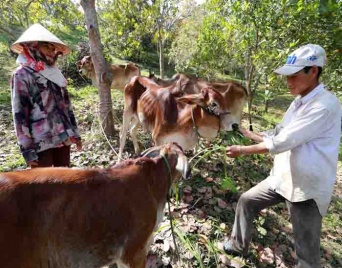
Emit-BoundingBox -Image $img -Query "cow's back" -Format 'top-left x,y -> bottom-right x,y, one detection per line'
110,63 -> 140,90
0,163 -> 168,268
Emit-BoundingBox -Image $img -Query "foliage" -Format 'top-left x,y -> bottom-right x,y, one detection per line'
0,0 -> 84,42
96,0 -> 183,75
169,0 -> 341,98
97,0 -> 150,61
0,1 -> 341,267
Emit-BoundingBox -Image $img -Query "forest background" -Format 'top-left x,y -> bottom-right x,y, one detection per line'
0,1 -> 341,267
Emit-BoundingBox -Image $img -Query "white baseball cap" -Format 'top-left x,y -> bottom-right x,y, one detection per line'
11,23 -> 70,55
274,44 -> 326,76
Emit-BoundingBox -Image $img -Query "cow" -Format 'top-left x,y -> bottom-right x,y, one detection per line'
148,73 -> 247,130
0,143 -> 189,268
118,76 -> 234,160
77,55 -> 140,91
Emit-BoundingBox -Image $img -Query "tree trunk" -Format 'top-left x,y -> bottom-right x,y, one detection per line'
265,100 -> 269,113
246,63 -> 255,131
158,29 -> 165,79
80,0 -> 115,137
264,75 -> 269,113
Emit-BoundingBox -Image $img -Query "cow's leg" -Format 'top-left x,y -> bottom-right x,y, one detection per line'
130,116 -> 140,155
115,262 -> 129,268
125,250 -> 147,268
118,109 -> 133,161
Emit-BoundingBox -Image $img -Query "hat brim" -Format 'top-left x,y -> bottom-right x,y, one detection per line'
274,65 -> 304,76
10,23 -> 70,56
11,42 -> 70,56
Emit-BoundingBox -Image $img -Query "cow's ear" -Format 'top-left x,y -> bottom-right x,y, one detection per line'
200,87 -> 211,100
176,153 -> 190,179
161,144 -> 190,180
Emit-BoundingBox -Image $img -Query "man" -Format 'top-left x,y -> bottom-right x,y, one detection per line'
10,23 -> 82,167
224,44 -> 341,268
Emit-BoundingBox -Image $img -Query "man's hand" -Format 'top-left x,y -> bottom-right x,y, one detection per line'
238,127 -> 253,139
239,127 -> 264,143
226,145 -> 242,158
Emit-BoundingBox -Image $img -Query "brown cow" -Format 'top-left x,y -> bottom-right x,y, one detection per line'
118,76 -> 233,159
149,73 -> 247,129
0,143 -> 189,268
77,55 -> 140,91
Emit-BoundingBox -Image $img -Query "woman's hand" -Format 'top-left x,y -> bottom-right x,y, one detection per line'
28,161 -> 39,168
75,140 -> 83,151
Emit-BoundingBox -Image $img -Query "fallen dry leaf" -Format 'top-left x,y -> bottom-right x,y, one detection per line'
183,185 -> 192,194
219,223 -> 227,230
205,176 -> 214,182
197,186 -> 208,194
217,241 -> 224,251
182,194 -> 194,203
146,253 -> 163,268
258,247 -> 274,264
219,254 -> 230,265
229,256 -> 246,268
260,208 -> 267,215
204,187 -> 213,199
163,240 -> 170,252
281,224 -> 293,234
290,248 -> 297,259
197,209 -> 207,219
214,206 -> 222,213
217,198 -> 228,209
213,185 -> 226,195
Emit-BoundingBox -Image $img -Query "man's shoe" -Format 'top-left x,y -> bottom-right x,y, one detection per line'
223,240 -> 245,257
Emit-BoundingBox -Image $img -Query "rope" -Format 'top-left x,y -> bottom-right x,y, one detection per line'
191,106 -> 201,138
161,154 -> 180,258
96,102 -> 124,161
191,105 -> 226,138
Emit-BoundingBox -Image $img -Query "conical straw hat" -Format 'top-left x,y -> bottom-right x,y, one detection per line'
11,23 -> 70,55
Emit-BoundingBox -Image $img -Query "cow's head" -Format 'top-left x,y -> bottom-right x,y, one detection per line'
177,87 -> 236,131
141,143 -> 190,180
76,55 -> 94,76
220,84 -> 248,131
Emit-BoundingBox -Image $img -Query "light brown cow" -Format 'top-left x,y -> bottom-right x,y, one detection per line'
0,143 -> 189,268
149,73 -> 247,130
118,76 -> 233,159
77,55 -> 140,91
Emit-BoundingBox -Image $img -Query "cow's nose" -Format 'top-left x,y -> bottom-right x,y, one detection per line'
232,123 -> 239,131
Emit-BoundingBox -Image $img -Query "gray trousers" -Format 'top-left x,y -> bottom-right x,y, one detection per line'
230,179 -> 322,268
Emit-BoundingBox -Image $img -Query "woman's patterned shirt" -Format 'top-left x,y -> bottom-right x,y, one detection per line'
10,66 -> 81,163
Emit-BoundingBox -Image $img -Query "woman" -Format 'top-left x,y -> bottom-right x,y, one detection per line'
10,23 -> 82,168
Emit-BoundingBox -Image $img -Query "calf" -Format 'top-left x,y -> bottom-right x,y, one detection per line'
119,76 -> 232,159
77,55 -> 140,91
0,143 -> 189,268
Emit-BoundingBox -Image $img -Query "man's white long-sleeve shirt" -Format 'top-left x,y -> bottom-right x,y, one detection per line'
263,84 -> 341,216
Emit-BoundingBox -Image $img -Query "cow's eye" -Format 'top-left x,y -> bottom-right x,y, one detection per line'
210,102 -> 218,108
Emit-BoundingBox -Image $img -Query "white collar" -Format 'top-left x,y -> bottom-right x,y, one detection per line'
16,54 -> 67,88
296,83 -> 325,105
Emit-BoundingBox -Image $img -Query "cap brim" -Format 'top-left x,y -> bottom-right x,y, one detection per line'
274,65 -> 304,76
